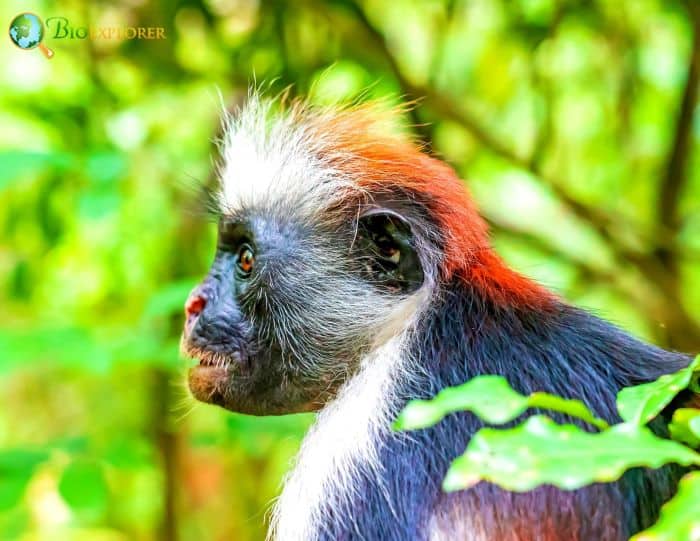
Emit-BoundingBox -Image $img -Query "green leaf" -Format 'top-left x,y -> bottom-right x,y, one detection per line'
617,356 -> 700,425
669,408 -> 700,448
693,416 -> 700,438
631,471 -> 700,541
442,416 -> 700,493
394,375 -> 608,431
690,371 -> 700,394
529,392 -> 609,430
394,375 -> 529,430
58,460 -> 109,512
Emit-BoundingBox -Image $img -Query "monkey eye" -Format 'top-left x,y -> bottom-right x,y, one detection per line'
355,210 -> 424,294
236,244 -> 255,276
374,235 -> 401,264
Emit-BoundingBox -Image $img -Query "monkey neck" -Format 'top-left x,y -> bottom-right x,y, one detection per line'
272,279 -> 689,541
270,333 -> 407,541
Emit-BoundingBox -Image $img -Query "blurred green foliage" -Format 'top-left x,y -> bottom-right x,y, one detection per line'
0,0 -> 699,539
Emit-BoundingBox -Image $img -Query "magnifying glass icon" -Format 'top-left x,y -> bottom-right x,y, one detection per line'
8,12 -> 55,59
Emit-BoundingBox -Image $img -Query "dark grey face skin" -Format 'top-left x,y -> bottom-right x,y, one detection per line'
181,207 -> 425,415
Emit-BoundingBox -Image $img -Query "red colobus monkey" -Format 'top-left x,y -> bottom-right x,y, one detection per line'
181,95 -> 694,541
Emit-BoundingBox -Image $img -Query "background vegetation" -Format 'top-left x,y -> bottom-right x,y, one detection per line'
1,0 -> 699,539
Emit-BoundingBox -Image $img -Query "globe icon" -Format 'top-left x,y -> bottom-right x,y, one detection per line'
8,12 -> 54,58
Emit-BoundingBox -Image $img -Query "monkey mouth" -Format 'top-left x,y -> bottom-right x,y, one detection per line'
181,340 -> 249,370
182,345 -> 250,407
194,348 -> 244,369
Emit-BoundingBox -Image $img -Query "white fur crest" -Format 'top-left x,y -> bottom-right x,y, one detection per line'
217,95 -> 359,220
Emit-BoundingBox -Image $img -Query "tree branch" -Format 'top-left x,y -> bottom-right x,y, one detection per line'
340,0 -> 645,263
657,0 -> 700,250
487,219 -> 662,319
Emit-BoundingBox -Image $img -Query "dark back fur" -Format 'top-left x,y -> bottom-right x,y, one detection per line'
314,279 -> 691,541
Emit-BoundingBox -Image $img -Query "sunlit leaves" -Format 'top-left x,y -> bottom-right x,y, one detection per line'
398,359 -> 700,537
394,375 -> 608,431
442,416 -> 700,493
394,375 -> 529,430
617,356 -> 700,425
669,409 -> 700,449
632,472 -> 700,541
527,392 -> 609,430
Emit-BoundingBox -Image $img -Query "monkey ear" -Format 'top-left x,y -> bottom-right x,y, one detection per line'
356,209 -> 424,293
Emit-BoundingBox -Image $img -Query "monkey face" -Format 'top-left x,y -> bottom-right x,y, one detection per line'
181,208 -> 426,415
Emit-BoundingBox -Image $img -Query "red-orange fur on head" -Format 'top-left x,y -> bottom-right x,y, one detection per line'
306,103 -> 556,310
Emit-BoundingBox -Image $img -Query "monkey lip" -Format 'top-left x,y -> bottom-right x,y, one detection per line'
195,349 -> 244,369
182,342 -> 248,370
184,346 -> 250,406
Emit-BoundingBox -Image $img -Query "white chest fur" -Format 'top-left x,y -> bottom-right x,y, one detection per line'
269,337 -> 405,541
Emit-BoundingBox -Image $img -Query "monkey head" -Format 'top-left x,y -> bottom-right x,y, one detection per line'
180,98 -> 452,415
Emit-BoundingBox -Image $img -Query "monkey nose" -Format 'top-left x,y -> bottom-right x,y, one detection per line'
185,293 -> 207,332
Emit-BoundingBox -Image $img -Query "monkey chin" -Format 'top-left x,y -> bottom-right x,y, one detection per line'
184,345 -> 327,416
188,364 -> 233,408
188,364 -> 323,416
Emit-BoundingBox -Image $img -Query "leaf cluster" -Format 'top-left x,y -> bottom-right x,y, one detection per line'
395,356 -> 700,540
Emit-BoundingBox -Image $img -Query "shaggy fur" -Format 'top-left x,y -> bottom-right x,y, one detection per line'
210,95 -> 693,541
